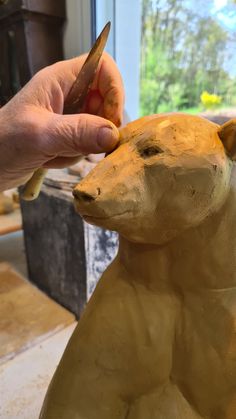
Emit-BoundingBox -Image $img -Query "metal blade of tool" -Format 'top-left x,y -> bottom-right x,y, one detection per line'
22,21 -> 111,201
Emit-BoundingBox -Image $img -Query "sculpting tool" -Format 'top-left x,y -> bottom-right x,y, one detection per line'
22,22 -> 111,201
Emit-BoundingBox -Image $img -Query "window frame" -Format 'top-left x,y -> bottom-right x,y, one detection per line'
64,0 -> 141,120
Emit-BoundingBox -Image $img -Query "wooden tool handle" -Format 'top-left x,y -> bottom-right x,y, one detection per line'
21,168 -> 48,201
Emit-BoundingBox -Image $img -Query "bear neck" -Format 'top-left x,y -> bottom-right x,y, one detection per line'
118,182 -> 236,292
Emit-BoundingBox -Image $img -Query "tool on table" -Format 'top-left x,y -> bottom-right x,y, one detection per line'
22,22 -> 111,201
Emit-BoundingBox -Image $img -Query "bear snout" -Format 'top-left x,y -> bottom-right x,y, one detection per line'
73,186 -> 101,203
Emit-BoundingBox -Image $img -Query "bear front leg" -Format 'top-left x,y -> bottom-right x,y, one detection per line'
126,382 -> 204,419
39,359 -> 129,419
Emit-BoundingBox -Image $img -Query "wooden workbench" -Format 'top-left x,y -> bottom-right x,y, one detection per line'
0,209 -> 22,236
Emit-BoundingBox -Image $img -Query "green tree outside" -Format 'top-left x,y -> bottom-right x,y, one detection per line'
140,0 -> 236,116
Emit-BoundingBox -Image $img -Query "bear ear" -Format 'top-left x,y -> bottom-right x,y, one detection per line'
218,119 -> 236,160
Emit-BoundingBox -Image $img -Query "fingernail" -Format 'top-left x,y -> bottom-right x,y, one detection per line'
97,126 -> 119,151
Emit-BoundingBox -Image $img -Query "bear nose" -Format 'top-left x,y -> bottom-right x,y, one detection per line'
73,187 -> 100,202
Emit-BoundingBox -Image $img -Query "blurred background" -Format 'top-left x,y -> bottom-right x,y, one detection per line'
139,0 -> 236,116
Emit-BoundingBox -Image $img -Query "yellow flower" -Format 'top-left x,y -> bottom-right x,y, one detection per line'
200,91 -> 222,109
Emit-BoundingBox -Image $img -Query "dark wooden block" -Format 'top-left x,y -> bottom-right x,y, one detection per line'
20,185 -> 86,318
20,183 -> 118,318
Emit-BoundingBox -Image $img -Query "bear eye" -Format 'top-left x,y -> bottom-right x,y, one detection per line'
140,146 -> 163,158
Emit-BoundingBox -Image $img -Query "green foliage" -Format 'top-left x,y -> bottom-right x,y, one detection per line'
140,0 -> 236,116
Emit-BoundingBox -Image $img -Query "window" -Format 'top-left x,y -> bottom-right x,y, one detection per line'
95,0 -> 142,120
64,0 -> 236,120
64,0 -> 142,121
140,0 -> 236,116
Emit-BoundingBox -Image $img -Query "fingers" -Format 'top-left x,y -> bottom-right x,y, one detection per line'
63,53 -> 125,126
36,53 -> 125,125
10,53 -> 125,127
95,53 -> 125,126
44,112 -> 120,157
104,85 -> 124,127
43,156 -> 82,169
85,90 -> 103,115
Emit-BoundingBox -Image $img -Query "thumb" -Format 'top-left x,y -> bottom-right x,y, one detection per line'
46,113 -> 120,157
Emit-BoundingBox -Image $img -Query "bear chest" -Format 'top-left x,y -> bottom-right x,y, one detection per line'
172,289 -> 236,417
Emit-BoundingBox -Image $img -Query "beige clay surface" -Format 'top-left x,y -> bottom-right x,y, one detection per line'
0,262 -> 74,364
0,191 -> 14,215
40,113 -> 236,418
0,208 -> 22,235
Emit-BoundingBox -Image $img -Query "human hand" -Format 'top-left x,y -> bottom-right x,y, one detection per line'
0,52 -> 124,191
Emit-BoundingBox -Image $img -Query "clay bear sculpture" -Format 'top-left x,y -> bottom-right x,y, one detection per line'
40,113 -> 236,419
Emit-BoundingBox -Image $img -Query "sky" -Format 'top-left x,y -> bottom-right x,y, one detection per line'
212,0 -> 236,75
213,0 -> 236,30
